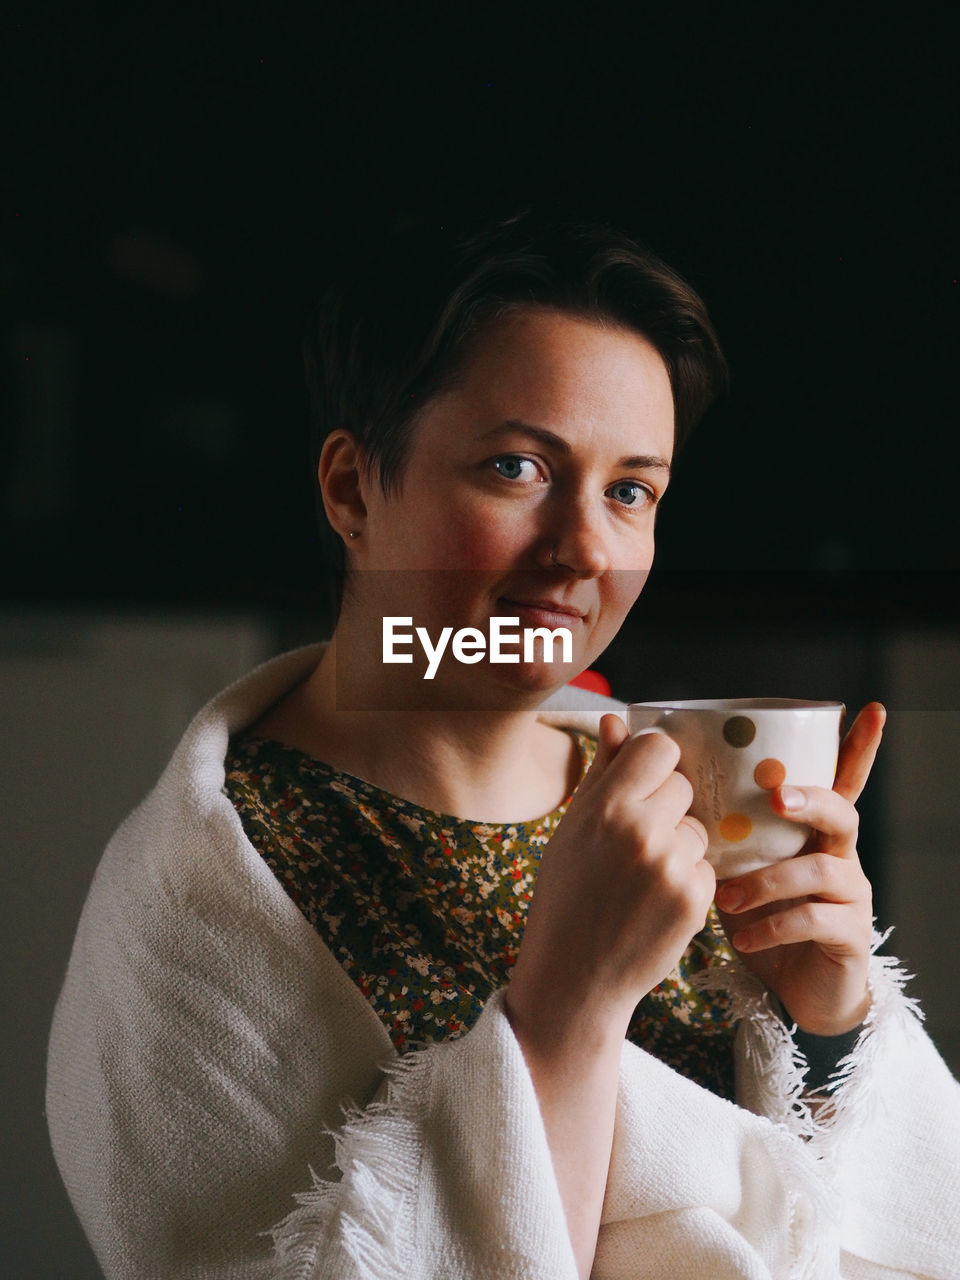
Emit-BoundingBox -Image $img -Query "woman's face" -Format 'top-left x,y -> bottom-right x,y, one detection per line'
351,306 -> 675,700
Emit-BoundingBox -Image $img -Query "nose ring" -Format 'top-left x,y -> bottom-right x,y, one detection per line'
549,545 -> 559,567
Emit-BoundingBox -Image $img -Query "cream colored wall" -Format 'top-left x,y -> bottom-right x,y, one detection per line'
1,611 -> 273,1278
880,634 -> 960,1071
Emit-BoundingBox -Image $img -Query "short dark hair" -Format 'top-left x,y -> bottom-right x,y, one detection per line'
304,209 -> 727,612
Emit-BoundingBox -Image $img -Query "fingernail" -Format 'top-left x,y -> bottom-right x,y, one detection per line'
717,885 -> 745,911
780,786 -> 804,812
732,931 -> 753,951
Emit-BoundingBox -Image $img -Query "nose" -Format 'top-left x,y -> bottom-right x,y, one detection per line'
538,498 -> 612,576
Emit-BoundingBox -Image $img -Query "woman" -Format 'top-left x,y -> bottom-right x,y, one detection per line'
47,213 -> 960,1279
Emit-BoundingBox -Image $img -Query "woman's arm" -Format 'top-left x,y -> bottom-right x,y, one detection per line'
505,715 -> 715,1279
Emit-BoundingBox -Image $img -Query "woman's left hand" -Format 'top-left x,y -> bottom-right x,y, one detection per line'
714,702 -> 886,1036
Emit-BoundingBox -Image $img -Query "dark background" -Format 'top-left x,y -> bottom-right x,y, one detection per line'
4,5 -> 957,625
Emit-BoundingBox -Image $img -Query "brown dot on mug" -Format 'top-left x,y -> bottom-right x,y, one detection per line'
723,715 -> 756,748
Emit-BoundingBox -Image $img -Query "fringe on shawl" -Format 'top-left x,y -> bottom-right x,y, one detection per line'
692,924 -> 924,1167
748,1113 -> 843,1280
268,1046 -> 432,1280
269,931 -> 922,1280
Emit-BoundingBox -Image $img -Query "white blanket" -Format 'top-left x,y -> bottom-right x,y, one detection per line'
46,646 -> 960,1278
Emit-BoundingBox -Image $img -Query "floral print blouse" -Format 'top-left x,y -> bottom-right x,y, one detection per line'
224,729 -> 738,1100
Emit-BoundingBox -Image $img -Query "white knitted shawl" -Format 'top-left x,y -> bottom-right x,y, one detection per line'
46,646 -> 960,1279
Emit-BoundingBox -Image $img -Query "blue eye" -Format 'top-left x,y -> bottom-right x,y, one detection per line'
493,456 -> 537,481
607,481 -> 652,507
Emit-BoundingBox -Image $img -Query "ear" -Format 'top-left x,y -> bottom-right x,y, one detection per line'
317,429 -> 368,541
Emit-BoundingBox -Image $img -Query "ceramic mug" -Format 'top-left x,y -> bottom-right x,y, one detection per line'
626,698 -> 844,879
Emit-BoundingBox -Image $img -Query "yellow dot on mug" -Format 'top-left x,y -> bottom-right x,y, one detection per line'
723,715 -> 756,748
754,757 -> 786,790
718,812 -> 753,842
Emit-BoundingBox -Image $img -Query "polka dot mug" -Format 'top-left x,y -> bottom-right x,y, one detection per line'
627,698 -> 844,879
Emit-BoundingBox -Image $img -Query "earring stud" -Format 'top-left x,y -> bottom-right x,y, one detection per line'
348,530 -> 360,539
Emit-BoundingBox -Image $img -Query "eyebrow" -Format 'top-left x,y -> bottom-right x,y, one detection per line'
476,419 -> 672,474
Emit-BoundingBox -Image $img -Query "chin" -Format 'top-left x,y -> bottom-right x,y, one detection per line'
483,659 -> 589,705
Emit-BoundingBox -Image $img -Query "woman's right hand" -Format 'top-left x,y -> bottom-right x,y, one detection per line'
507,713 -> 715,1041
504,714 -> 715,1276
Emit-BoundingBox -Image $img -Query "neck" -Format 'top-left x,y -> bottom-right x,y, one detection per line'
251,630 -> 582,822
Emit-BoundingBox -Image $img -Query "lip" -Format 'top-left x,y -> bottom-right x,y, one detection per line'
497,597 -> 588,625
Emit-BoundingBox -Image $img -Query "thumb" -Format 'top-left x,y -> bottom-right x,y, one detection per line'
582,713 -> 630,786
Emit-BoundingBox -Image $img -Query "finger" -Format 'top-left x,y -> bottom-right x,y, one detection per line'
597,712 -> 629,758
612,728 -> 682,801
716,851 -> 868,913
581,716 -> 681,804
577,714 -> 629,791
833,701 -> 886,803
678,813 -> 709,854
768,784 -> 860,851
649,768 -> 695,818
607,765 -> 694,840
730,900 -> 872,956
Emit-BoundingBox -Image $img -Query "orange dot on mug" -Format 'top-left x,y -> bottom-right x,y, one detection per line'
718,812 -> 753,842
754,757 -> 787,790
